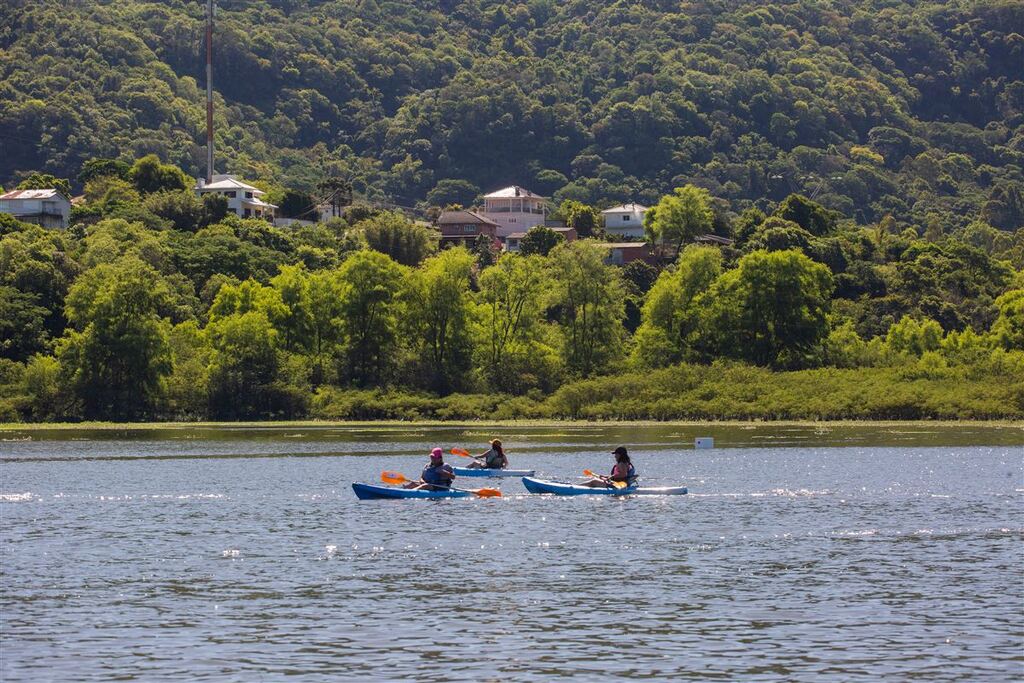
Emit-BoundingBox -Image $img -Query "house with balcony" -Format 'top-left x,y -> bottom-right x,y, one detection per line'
436,210 -> 501,249
0,189 -> 71,229
195,175 -> 277,220
600,203 -> 647,240
480,185 -> 547,238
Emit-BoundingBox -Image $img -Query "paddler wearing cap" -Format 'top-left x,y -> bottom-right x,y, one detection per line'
583,446 -> 638,488
465,438 -> 509,470
404,447 -> 456,490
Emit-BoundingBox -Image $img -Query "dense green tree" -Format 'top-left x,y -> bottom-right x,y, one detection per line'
644,185 -> 714,255
128,155 -> 190,195
57,257 -> 173,419
336,250 -> 406,387
77,158 -> 130,185
401,247 -> 475,393
0,286 -> 50,362
357,210 -> 437,266
558,200 -> 601,238
698,250 -> 834,368
990,289 -> 1024,350
548,240 -> 626,376
632,246 -> 723,368
475,254 -> 550,390
518,225 -> 563,256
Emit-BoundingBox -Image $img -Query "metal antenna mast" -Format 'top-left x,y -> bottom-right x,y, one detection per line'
205,0 -> 214,183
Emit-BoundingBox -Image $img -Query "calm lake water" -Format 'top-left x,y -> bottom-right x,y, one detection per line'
2,423 -> 1022,681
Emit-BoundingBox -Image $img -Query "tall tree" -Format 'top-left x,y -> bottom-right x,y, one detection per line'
548,241 -> 626,376
58,257 -> 172,419
401,247 -> 475,393
336,250 -> 406,387
475,254 -> 547,388
698,249 -> 834,368
644,185 -> 714,256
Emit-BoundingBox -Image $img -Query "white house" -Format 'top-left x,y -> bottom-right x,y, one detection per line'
600,203 -> 647,239
0,189 -> 71,229
194,175 -> 277,220
480,185 -> 547,238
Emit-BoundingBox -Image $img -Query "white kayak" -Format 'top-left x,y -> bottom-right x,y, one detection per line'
452,467 -> 535,478
521,477 -> 688,496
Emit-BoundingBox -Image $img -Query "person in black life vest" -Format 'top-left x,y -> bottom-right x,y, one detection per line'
466,438 -> 509,469
584,446 -> 637,487
404,448 -> 455,490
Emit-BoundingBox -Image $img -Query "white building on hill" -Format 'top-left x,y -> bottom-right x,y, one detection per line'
195,175 -> 277,220
0,189 -> 71,229
480,185 -> 547,238
600,203 -> 647,239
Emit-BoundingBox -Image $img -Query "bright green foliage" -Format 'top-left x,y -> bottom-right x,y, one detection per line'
58,257 -> 173,419
268,265 -> 315,352
17,173 -> 71,197
558,200 -> 601,238
205,310 -> 291,420
475,254 -> 557,392
401,248 -> 475,393
548,240 -> 626,376
990,289 -> 1024,350
699,250 -> 834,368
644,185 -> 714,254
357,211 -> 437,266
77,158 -> 130,185
632,246 -> 722,368
885,316 -> 944,356
336,250 -> 406,387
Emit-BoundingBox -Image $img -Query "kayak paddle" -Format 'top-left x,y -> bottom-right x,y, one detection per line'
379,470 -> 501,498
583,469 -> 628,489
450,448 -> 482,460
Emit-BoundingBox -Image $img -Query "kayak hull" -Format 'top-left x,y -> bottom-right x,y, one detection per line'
351,482 -> 474,500
521,477 -> 687,496
452,467 -> 535,478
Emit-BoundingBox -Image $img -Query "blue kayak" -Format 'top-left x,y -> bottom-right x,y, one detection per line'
521,477 -> 688,496
452,467 -> 535,478
352,482 -> 474,500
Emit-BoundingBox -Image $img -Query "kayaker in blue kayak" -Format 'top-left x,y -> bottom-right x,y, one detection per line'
584,447 -> 637,488
466,438 -> 508,469
404,447 -> 456,491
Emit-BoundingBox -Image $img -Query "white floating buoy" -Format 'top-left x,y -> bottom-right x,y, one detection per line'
694,437 -> 714,449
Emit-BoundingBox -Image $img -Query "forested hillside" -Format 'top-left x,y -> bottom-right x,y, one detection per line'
2,0 -> 1023,231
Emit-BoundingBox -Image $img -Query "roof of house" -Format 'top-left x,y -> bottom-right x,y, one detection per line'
506,232 -> 528,240
599,242 -> 650,249
195,174 -> 264,194
0,189 -> 68,201
550,226 -> 575,233
436,210 -> 499,227
601,203 -> 648,214
695,233 -> 735,245
483,185 -> 545,199
242,197 -> 278,209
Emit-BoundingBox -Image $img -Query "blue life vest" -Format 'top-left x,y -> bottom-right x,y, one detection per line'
422,463 -> 453,486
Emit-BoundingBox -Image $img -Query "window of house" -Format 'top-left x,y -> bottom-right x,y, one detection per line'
226,191 -> 236,198
464,225 -> 475,233
245,192 -> 253,199
622,214 -> 630,221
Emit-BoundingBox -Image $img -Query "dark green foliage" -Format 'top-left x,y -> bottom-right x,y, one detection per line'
129,155 -> 190,195
518,226 -> 563,256
277,189 -> 317,220
17,173 -> 71,198
77,158 -> 130,185
0,286 -> 49,362
2,1 -> 1021,233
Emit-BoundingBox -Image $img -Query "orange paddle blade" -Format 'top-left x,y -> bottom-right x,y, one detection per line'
450,448 -> 472,458
473,488 -> 502,498
583,469 -> 599,478
381,471 -> 410,485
